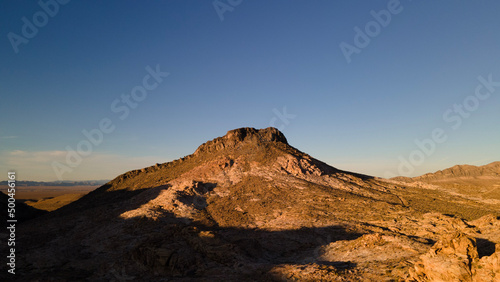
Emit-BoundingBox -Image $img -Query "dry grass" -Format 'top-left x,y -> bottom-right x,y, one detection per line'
399,186 -> 499,221
427,178 -> 500,200
25,193 -> 87,212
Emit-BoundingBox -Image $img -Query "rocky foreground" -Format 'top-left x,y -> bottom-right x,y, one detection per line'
2,127 -> 499,281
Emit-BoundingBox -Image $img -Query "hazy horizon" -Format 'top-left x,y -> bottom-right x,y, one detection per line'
1,142 -> 499,182
2,1 -> 500,181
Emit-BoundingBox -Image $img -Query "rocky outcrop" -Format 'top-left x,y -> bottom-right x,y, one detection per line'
194,127 -> 288,155
409,232 -> 500,282
474,244 -> 500,281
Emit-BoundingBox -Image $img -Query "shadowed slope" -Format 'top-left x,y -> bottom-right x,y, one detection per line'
0,191 -> 47,223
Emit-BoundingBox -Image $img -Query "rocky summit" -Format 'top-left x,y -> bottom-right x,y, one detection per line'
2,127 -> 499,281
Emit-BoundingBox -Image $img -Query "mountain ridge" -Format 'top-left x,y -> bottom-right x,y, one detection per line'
393,161 -> 500,181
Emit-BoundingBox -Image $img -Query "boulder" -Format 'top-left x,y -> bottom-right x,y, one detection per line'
410,232 -> 500,282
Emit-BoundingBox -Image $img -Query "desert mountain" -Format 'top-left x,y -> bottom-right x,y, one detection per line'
394,161 -> 500,181
425,162 -> 499,178
393,162 -> 500,207
3,127 -> 499,281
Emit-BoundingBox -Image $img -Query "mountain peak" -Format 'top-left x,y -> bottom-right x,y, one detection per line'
194,127 -> 288,155
226,127 -> 288,144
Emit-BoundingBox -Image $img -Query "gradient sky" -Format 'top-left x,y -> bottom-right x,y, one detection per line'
1,0 -> 500,181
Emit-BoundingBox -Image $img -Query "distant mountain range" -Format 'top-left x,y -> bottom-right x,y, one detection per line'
392,162 -> 500,205
0,180 -> 109,186
394,161 -> 500,181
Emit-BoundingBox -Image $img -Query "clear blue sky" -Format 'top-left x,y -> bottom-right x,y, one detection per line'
1,0 -> 500,181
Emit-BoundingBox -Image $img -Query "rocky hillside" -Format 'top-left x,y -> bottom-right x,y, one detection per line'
2,127 -> 499,281
393,162 -> 500,208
